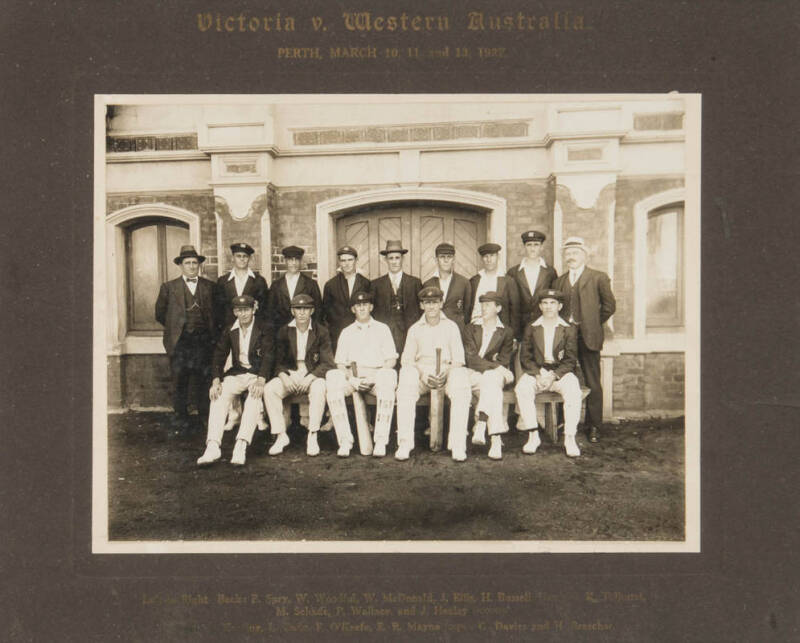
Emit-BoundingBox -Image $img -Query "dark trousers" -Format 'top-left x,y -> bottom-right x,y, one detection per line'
170,331 -> 212,417
577,332 -> 603,429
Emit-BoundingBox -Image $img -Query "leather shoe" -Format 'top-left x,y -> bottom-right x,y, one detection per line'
471,420 -> 487,445
564,435 -> 581,458
231,439 -> 247,466
197,442 -> 221,465
268,432 -> 290,456
522,430 -> 541,454
589,426 -> 599,443
488,436 -> 503,460
306,432 -> 320,456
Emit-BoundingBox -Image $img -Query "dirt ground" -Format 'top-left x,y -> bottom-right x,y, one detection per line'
107,411 -> 684,542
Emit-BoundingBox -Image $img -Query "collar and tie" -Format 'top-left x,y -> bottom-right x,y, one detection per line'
186,277 -> 198,283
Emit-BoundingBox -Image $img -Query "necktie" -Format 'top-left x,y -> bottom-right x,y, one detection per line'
186,278 -> 197,283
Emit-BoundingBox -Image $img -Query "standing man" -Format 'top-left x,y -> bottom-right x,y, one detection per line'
469,243 -> 520,337
464,292 -> 515,460
506,230 -> 558,337
325,291 -> 398,458
321,245 -> 371,352
197,295 -> 272,466
214,242 -> 269,335
263,294 -> 335,457
422,242 -> 472,334
267,245 -> 322,332
155,245 -> 217,425
371,240 -> 422,355
553,237 -> 616,443
515,289 -> 582,457
395,286 -> 471,462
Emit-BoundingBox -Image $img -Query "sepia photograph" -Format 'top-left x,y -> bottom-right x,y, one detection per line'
93,93 -> 700,553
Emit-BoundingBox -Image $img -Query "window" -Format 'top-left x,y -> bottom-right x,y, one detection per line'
125,218 -> 190,331
646,204 -> 683,328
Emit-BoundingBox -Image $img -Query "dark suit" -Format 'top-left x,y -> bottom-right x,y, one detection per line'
464,322 -> 515,373
321,271 -> 372,351
506,261 -> 557,332
271,322 -> 335,380
518,319 -> 578,381
155,276 -> 217,417
423,272 -> 472,334
214,271 -> 269,335
211,317 -> 272,381
468,273 -> 521,339
371,272 -> 423,354
267,273 -> 323,331
553,266 -> 616,428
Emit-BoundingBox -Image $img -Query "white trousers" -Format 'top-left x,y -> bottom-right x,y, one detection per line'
264,375 -> 327,435
396,365 -> 471,452
469,368 -> 514,436
514,371 -> 582,437
205,373 -> 263,446
325,368 -> 397,449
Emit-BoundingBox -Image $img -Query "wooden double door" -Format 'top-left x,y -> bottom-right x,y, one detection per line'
334,202 -> 487,282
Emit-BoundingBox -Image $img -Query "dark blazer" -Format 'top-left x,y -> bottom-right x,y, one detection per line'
506,261 -> 557,330
463,322 -> 515,373
211,318 -> 272,380
321,271 -> 372,349
155,276 -> 216,355
423,272 -> 472,331
371,272 -> 423,351
519,319 -> 578,380
267,273 -> 323,331
553,267 -> 616,352
214,271 -> 270,334
468,273 -> 521,339
269,322 -> 335,380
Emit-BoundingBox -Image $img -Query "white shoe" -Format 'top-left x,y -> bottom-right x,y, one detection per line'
256,414 -> 268,432
197,442 -> 221,465
395,446 -> 411,461
565,435 -> 581,458
231,439 -> 247,466
372,443 -> 387,458
306,432 -> 320,456
471,420 -> 487,445
522,430 -> 541,454
319,418 -> 334,432
452,450 -> 467,462
337,442 -> 352,458
268,432 -> 290,456
488,436 -> 503,460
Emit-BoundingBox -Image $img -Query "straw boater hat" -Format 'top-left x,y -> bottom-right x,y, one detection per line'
379,240 -> 408,256
562,236 -> 588,254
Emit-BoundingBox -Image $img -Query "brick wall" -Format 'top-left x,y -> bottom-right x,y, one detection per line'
613,177 -> 684,337
613,352 -> 684,412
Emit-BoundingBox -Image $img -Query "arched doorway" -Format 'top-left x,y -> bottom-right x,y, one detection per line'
335,201 -> 487,281
316,187 -> 507,284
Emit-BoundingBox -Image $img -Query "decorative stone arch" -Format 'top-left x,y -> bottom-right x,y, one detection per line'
105,203 -> 201,354
315,187 -> 507,284
632,187 -> 686,341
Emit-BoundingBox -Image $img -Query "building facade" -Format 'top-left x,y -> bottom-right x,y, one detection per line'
103,96 -> 693,417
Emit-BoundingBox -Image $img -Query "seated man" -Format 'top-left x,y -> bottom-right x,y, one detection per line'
325,290 -> 398,458
197,295 -> 271,466
264,293 -> 335,456
514,289 -> 582,458
464,292 -> 515,460
396,286 -> 471,462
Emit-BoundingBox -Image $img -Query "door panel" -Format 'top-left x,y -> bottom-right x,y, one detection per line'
335,203 -> 486,281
